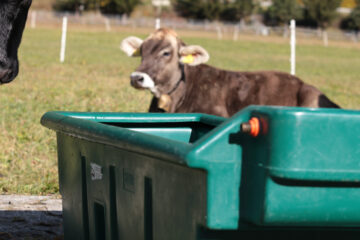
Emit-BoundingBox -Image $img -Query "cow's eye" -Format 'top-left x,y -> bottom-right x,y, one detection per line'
163,51 -> 171,57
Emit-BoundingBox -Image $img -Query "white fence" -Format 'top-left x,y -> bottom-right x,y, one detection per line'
28,10 -> 360,43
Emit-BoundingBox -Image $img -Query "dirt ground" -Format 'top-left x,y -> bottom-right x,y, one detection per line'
0,195 -> 63,240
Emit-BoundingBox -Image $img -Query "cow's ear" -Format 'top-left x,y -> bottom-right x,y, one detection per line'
120,36 -> 143,57
179,45 -> 210,66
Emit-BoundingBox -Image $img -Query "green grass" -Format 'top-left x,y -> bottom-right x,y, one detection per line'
0,26 -> 359,195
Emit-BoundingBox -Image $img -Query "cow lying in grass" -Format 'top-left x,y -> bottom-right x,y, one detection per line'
121,28 -> 340,117
0,0 -> 32,84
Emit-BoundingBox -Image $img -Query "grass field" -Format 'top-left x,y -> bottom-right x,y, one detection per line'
0,25 -> 359,195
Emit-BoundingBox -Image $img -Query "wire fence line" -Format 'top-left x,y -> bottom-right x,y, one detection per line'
28,10 -> 360,43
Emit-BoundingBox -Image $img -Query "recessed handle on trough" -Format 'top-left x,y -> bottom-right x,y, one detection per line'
241,117 -> 260,137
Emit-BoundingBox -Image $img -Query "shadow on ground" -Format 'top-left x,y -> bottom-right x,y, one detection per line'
0,195 -> 63,240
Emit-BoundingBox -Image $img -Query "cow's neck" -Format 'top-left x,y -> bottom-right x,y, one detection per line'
159,80 -> 186,112
166,64 -> 209,112
167,64 -> 186,95
157,64 -> 221,113
157,64 -> 186,112
177,64 -> 230,115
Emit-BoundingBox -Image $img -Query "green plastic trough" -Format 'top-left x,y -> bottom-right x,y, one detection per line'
41,106 -> 360,240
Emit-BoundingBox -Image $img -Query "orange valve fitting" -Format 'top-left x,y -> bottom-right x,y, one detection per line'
241,117 -> 260,137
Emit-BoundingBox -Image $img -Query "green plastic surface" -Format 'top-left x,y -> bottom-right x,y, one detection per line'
41,106 -> 360,231
239,107 -> 360,226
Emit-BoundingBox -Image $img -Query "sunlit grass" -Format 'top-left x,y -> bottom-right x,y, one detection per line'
0,25 -> 359,194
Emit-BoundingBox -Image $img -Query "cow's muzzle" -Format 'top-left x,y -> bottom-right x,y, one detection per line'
130,72 -> 146,89
0,60 -> 18,85
130,72 -> 159,96
0,68 -> 17,84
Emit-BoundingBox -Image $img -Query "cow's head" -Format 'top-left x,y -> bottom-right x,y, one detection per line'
120,28 -> 209,98
0,0 -> 32,84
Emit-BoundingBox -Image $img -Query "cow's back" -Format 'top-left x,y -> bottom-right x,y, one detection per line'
226,71 -> 307,115
156,65 -> 339,117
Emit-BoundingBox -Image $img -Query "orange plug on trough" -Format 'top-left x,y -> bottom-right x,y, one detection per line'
241,117 -> 260,137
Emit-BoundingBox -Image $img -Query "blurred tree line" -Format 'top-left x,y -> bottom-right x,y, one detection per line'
173,0 -> 255,22
341,0 -> 360,32
53,0 -> 360,32
53,0 -> 141,16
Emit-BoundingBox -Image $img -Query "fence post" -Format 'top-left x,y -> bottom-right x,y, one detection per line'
31,11 -> 37,29
233,24 -> 239,41
216,24 -> 223,40
290,19 -> 296,76
105,18 -> 111,32
155,18 -> 161,29
323,30 -> 329,47
60,16 -> 68,63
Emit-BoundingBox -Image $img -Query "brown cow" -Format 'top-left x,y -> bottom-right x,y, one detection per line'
121,28 -> 340,117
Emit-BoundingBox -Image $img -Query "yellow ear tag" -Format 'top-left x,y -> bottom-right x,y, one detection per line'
181,54 -> 194,64
132,48 -> 141,57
